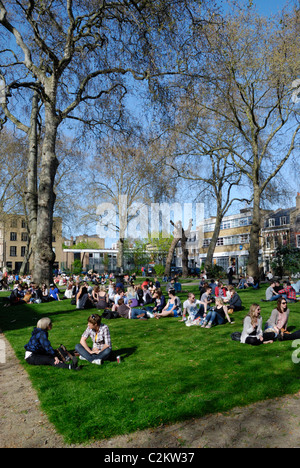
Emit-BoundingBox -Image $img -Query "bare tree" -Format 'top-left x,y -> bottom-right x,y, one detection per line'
0,0 -> 208,284
186,4 -> 300,277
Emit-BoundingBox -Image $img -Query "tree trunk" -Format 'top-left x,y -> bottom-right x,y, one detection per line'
247,184 -> 261,278
21,90 -> 39,277
181,230 -> 189,278
204,194 -> 223,270
164,237 -> 179,277
33,98 -> 59,286
117,238 -> 124,273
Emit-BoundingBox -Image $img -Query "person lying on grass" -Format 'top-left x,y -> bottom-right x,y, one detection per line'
153,289 -> 182,319
75,313 -> 112,365
24,317 -> 79,369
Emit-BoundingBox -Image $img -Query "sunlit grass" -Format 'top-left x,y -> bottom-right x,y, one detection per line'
1,284 -> 299,444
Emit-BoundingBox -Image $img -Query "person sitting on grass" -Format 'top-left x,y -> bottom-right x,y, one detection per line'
240,304 -> 275,345
179,292 -> 206,325
200,286 -> 214,311
48,283 -> 61,301
143,289 -> 166,317
95,285 -> 109,310
153,288 -> 182,319
24,317 -> 79,369
75,313 -> 112,365
5,284 -> 25,307
224,286 -> 243,314
76,285 -> 94,310
200,297 -> 232,328
278,281 -> 297,303
264,280 -> 281,302
263,297 -> 300,341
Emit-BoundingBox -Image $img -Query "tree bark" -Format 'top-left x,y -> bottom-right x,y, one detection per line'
247,184 -> 261,278
33,96 -> 60,286
204,194 -> 223,270
164,236 -> 179,278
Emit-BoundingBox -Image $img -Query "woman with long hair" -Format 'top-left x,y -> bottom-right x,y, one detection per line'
153,289 -> 181,319
265,297 -> 300,341
240,304 -> 275,345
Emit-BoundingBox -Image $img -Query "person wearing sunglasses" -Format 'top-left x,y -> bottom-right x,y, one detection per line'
240,304 -> 275,345
264,297 -> 290,337
265,297 -> 300,341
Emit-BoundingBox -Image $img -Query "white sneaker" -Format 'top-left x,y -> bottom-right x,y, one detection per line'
92,359 -> 102,365
79,355 -> 87,361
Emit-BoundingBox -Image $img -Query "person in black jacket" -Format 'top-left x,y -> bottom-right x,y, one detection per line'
24,317 -> 78,369
8,284 -> 25,306
30,284 -> 43,303
226,286 -> 243,314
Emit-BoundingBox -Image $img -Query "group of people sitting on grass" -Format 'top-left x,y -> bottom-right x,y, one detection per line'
4,282 -> 62,307
240,297 -> 300,346
19,271 -> 300,370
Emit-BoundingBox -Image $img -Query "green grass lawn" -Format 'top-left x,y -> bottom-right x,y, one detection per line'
1,284 -> 300,444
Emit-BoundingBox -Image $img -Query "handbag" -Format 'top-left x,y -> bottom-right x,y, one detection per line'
55,344 -> 75,363
231,331 -> 241,342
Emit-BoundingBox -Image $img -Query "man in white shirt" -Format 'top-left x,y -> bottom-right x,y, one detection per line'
180,293 -> 206,323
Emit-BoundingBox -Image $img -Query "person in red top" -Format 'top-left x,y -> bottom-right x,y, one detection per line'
278,282 -> 297,303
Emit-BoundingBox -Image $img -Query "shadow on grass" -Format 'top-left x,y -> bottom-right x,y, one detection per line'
0,296 -> 79,333
108,347 -> 138,362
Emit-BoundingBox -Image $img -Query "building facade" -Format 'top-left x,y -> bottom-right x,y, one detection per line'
0,214 -> 63,274
261,193 -> 300,272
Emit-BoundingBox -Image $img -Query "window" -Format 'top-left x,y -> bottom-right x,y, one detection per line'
266,237 -> 271,249
269,219 -> 275,227
204,223 -> 215,233
21,219 -> 27,228
239,234 -> 249,244
280,217 -> 287,225
221,221 -> 231,230
10,246 -> 17,257
21,232 -> 28,242
10,219 -> 17,228
297,235 -> 300,248
203,239 -> 211,247
217,238 -> 224,246
21,246 -> 26,257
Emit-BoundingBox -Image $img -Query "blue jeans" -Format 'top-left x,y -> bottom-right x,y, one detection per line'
131,308 -> 147,318
75,343 -> 112,363
205,310 -> 226,325
268,295 -> 281,301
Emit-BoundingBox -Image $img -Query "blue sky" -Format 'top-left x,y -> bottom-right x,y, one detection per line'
252,0 -> 293,15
